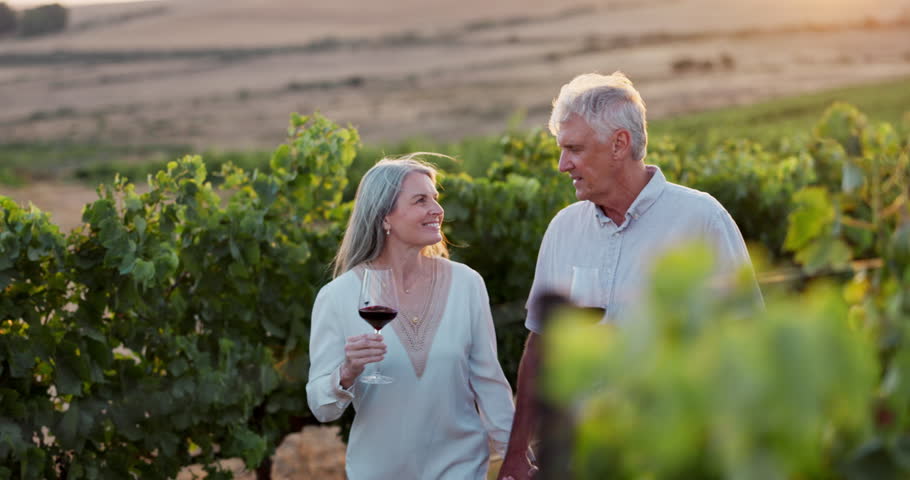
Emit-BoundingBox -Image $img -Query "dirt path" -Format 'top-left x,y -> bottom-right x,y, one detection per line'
176,426 -> 347,480
173,424 -> 503,479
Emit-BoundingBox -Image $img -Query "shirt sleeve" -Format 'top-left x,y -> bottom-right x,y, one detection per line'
306,285 -> 357,422
708,207 -> 764,308
524,218 -> 559,334
468,270 -> 516,456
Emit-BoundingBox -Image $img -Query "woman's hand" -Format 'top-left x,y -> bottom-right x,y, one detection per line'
339,334 -> 387,388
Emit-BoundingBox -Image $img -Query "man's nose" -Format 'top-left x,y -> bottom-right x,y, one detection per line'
558,151 -> 572,172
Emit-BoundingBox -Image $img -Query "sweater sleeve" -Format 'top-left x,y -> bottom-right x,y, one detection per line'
467,270 -> 516,456
306,285 -> 357,422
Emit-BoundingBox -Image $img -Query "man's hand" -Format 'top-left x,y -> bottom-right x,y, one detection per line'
498,450 -> 538,480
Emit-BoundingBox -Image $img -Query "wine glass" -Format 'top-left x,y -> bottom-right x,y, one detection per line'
358,267 -> 398,384
570,266 -> 606,322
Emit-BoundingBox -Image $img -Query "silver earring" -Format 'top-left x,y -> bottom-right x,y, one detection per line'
385,228 -> 390,236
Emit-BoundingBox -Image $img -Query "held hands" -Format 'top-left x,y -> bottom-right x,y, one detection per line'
498,463 -> 538,479
497,449 -> 538,480
339,334 -> 386,388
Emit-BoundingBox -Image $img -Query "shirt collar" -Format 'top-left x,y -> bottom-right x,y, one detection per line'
592,165 -> 667,226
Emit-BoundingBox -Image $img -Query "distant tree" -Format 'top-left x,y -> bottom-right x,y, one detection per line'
19,3 -> 68,37
0,3 -> 17,36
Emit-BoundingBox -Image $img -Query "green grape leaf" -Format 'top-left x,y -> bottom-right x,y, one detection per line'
132,259 -> 156,286
57,402 -> 81,450
223,426 -> 267,468
785,187 -> 835,252
0,419 -> 24,458
794,236 -> 853,275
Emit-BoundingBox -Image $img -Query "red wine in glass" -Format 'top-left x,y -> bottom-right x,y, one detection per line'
570,266 -> 607,323
358,267 -> 398,384
359,305 -> 398,331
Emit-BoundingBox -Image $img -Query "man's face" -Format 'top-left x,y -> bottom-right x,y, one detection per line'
556,114 -> 617,204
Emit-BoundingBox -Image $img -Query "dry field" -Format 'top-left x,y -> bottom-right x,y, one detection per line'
3,0 -> 910,222
2,0 -> 910,476
2,0 -> 910,149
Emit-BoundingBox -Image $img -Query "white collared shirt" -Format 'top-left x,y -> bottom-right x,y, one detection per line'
525,165 -> 760,333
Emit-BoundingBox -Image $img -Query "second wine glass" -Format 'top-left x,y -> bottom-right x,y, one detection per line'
358,267 -> 398,384
570,265 -> 606,321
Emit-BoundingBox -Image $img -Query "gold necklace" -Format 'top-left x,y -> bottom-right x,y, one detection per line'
403,266 -> 422,294
400,259 -> 437,325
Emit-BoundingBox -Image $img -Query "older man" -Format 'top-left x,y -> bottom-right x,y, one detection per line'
497,72 -> 761,480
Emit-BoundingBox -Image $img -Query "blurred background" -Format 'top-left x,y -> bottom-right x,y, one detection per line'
2,1 -> 910,479
2,0 -> 910,230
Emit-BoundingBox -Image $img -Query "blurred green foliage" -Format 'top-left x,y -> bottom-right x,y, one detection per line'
1,97 -> 908,477
540,102 -> 910,479
543,245 -> 877,479
1,113 -> 358,478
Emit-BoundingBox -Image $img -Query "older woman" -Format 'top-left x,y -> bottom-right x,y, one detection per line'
306,155 -> 515,479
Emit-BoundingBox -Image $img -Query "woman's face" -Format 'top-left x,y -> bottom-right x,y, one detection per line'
383,172 -> 444,249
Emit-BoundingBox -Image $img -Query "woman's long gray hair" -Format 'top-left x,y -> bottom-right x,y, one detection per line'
332,153 -> 450,278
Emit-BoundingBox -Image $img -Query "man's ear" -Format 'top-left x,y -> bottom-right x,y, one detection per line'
613,129 -> 632,157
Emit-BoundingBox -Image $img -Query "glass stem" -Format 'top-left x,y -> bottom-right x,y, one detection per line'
374,329 -> 382,376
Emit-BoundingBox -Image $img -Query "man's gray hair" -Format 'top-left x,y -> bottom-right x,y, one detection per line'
549,72 -> 648,161
333,154 -> 448,278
